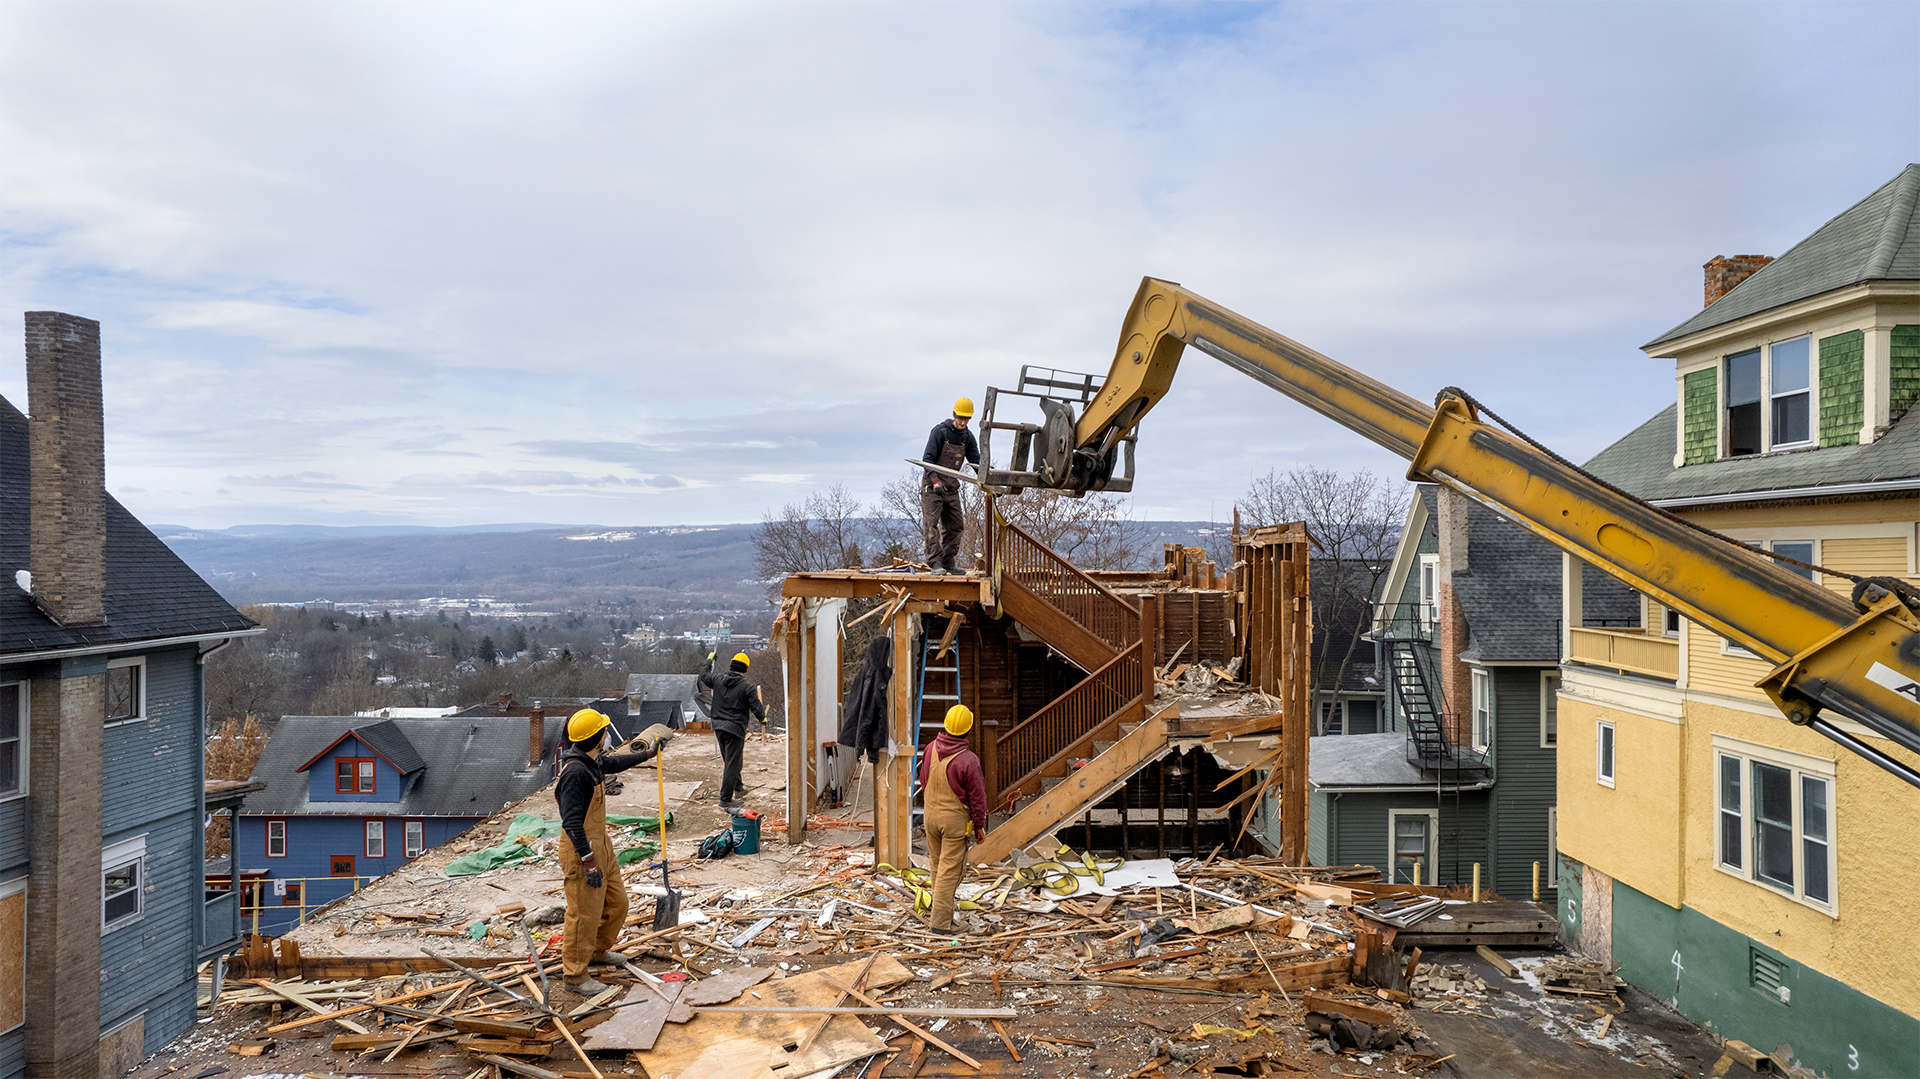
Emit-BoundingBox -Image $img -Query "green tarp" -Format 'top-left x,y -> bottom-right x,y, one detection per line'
443,810 -> 672,877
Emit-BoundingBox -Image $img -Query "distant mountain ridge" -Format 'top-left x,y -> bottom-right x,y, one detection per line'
159,519 -> 1237,613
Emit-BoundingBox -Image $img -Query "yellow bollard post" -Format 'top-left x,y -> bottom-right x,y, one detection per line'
1472,862 -> 1481,902
1413,861 -> 1421,886
1533,861 -> 1540,902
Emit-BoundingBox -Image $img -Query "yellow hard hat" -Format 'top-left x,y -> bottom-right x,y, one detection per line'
952,397 -> 974,418
732,652 -> 751,668
567,708 -> 611,744
944,705 -> 974,736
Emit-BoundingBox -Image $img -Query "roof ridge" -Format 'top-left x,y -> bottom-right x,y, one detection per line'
1865,163 -> 1920,279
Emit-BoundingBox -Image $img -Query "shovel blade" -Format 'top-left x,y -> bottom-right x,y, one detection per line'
652,891 -> 681,930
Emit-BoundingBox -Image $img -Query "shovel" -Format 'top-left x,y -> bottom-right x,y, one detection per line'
651,736 -> 681,930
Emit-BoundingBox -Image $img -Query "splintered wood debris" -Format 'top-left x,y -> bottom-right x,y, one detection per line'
194,852 -> 1540,1076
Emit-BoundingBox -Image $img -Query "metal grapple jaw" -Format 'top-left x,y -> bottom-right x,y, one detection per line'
971,366 -> 1136,497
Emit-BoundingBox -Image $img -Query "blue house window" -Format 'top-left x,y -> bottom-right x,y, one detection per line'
0,682 -> 24,798
365,820 -> 386,859
101,835 -> 146,931
337,758 -> 376,794
104,658 -> 144,725
265,820 -> 287,858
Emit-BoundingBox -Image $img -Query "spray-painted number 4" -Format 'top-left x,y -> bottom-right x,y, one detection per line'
1671,951 -> 1684,981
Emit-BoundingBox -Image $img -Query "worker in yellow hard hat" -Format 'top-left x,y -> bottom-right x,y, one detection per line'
699,651 -> 766,809
920,396 -> 980,575
555,708 -> 664,994
916,705 -> 987,934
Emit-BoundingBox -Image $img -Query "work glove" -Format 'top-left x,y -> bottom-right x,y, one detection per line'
583,854 -> 603,888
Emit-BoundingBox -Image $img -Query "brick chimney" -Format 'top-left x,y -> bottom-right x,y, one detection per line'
1704,255 -> 1773,306
1436,487 -> 1471,747
25,312 -> 106,627
528,706 -> 545,768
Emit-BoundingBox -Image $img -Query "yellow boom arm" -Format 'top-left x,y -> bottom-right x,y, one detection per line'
1073,277 -> 1920,786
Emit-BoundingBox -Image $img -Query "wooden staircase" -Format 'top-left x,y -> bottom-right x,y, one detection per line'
971,706 -> 1178,864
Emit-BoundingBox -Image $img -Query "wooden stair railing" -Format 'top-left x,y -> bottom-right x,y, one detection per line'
993,641 -> 1145,807
994,516 -> 1140,672
971,705 -> 1173,865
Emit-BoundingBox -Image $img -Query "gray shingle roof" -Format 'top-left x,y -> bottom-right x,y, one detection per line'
1583,402 -> 1920,502
348,720 -> 427,775
243,715 -> 553,817
1309,732 -> 1425,787
0,396 -> 254,655
1647,164 -> 1920,349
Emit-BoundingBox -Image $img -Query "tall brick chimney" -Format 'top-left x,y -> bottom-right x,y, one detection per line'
1703,255 -> 1773,307
25,312 -> 106,627
528,706 -> 545,768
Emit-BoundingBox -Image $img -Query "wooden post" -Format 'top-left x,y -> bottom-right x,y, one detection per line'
876,608 -> 919,870
783,608 -> 808,845
1139,593 -> 1159,675
1281,535 -> 1310,864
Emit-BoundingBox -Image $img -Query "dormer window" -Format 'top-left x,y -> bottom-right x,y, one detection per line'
1770,337 -> 1811,447
1725,349 -> 1762,455
1724,338 -> 1812,457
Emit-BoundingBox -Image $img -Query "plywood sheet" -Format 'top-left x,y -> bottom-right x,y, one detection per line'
579,980 -> 684,1052
666,965 -> 776,1022
630,954 -> 913,1079
0,889 -> 20,1033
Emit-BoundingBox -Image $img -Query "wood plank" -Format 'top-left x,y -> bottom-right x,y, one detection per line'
265,978 -> 477,1033
1301,990 -> 1398,1027
1475,945 -> 1519,979
997,575 -> 1117,673
969,708 -> 1170,864
781,574 -> 986,602
816,973 -> 981,1071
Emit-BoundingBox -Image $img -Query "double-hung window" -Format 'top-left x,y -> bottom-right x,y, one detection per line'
1419,554 -> 1440,630
104,658 -> 144,725
0,683 -> 24,799
265,820 -> 287,858
1539,671 -> 1560,748
101,835 -> 146,931
1714,737 -> 1834,910
404,819 -> 425,858
1470,669 -> 1491,751
365,819 -> 386,859
336,757 -> 376,794
1319,700 -> 1346,736
1724,338 -> 1812,457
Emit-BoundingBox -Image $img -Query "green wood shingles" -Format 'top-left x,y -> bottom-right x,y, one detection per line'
1681,367 -> 1718,464
1817,330 -> 1864,447
1892,325 -> 1920,418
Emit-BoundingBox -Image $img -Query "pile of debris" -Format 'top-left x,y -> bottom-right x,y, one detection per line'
1537,955 -> 1624,1006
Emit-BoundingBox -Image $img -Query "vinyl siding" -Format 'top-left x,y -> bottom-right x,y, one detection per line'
1817,536 -> 1908,595
102,647 -> 200,837
1489,666 -> 1558,902
235,813 -> 478,935
0,1027 -> 20,1078
99,810 -> 198,1036
1307,790 -> 1328,866
1324,790 -> 1490,888
1816,330 -> 1864,447
1684,623 -> 1772,702
0,802 -> 24,880
1682,367 -> 1718,465
306,736 -> 409,803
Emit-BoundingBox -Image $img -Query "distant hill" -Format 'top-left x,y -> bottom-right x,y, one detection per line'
158,519 -> 1240,614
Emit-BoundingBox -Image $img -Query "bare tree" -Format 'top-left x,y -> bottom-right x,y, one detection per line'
753,483 -> 869,596
1239,466 -> 1410,733
872,469 -> 1140,572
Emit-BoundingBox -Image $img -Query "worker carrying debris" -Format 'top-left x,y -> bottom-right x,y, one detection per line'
920,396 -> 979,574
699,650 -> 765,808
917,705 -> 988,933
556,707 -> 661,995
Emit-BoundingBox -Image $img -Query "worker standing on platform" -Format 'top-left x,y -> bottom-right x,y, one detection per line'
700,651 -> 765,808
917,705 -> 987,934
556,708 -> 659,995
921,397 -> 980,575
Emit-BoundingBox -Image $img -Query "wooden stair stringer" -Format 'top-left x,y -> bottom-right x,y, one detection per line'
996,573 -> 1119,674
971,708 -> 1173,865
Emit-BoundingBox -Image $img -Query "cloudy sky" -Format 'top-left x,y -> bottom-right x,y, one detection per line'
0,2 -> 1915,529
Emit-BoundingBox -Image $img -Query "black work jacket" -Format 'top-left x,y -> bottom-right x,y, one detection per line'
699,660 -> 767,736
556,745 -> 653,858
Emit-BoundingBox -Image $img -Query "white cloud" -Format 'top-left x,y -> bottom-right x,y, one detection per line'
0,2 -> 1911,528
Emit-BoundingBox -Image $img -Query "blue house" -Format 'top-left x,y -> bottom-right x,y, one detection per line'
0,313 -> 261,1076
237,712 -> 559,934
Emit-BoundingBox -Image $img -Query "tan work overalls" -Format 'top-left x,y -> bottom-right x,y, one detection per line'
922,744 -> 971,932
559,759 -> 629,982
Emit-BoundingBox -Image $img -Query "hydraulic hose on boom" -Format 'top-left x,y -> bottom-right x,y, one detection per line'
1038,276 -> 1920,788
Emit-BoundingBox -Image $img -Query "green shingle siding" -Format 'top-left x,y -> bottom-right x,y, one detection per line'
1817,330 -> 1863,447
1682,368 -> 1717,465
1892,325 -> 1920,418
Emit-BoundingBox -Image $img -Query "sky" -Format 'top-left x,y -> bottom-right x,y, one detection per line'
0,1 -> 1915,529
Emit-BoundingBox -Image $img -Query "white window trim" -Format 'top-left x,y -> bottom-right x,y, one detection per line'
0,681 -> 26,803
1470,669 -> 1492,752
1419,554 -> 1440,626
1540,670 -> 1560,749
1387,809 -> 1439,885
265,819 -> 287,858
404,819 -> 425,858
104,656 -> 147,726
1767,335 -> 1815,451
1711,735 -> 1837,916
0,876 -> 21,1036
1546,806 -> 1558,863
365,819 -> 385,860
1596,720 -> 1616,788
101,834 -> 147,932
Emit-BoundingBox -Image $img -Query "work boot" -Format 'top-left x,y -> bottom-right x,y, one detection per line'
565,977 -> 611,995
944,556 -> 962,575
592,950 -> 630,965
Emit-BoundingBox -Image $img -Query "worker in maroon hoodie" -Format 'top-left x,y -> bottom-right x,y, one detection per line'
917,705 -> 988,933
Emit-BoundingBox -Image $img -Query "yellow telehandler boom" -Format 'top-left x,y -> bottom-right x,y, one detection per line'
984,276 -> 1920,788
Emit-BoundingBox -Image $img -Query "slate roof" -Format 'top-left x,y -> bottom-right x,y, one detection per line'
0,395 -> 255,655
1309,732 -> 1426,787
242,714 -> 553,817
1582,402 -> 1920,503
1647,164 -> 1920,349
1411,487 -> 1638,664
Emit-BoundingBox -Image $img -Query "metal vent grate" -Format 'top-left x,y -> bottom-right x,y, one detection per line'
1750,948 -> 1789,1002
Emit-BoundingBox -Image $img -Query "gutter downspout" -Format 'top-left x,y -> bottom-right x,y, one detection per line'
197,636 -> 236,992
